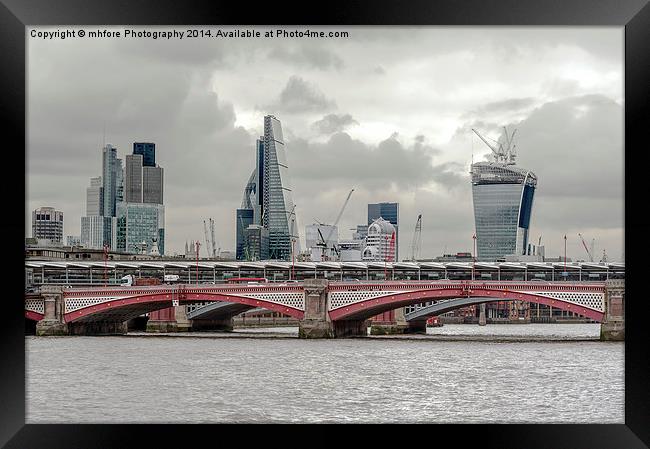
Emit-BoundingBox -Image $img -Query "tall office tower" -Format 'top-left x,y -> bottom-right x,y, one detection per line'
81,216 -> 117,250
262,115 -> 299,260
81,175 -> 114,249
117,142 -> 165,255
102,144 -> 118,217
86,176 -> 103,216
125,152 -> 164,204
125,154 -> 144,202
254,137 -> 264,225
133,142 -> 156,167
471,128 -> 537,261
115,158 -> 124,203
368,202 -> 399,260
143,165 -> 164,204
32,207 -> 64,243
236,149 -> 261,260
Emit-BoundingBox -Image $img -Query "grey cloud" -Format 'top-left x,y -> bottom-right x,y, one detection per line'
475,97 -> 536,115
460,98 -> 538,123
374,66 -> 386,75
266,76 -> 336,114
287,132 -> 451,191
510,94 -> 623,200
311,113 -> 359,134
114,34 -> 226,66
268,47 -> 344,70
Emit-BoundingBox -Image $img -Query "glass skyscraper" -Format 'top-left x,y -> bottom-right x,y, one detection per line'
471,129 -> 537,261
133,142 -> 156,167
117,141 -> 165,255
236,115 -> 299,261
263,115 -> 299,260
102,144 -> 118,217
236,208 -> 254,260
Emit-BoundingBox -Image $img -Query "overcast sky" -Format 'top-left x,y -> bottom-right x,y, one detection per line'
27,26 -> 624,261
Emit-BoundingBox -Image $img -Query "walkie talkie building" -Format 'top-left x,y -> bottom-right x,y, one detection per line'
471,128 -> 537,261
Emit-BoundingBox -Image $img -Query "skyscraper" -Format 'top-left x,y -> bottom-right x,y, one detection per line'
133,142 -> 156,167
102,144 -> 118,217
32,207 -> 64,243
143,165 -> 164,204
81,216 -> 116,249
85,176 -> 103,216
116,141 -> 165,255
125,154 -> 143,202
471,128 -> 537,261
263,115 -> 299,260
236,116 -> 300,261
368,202 -> 399,260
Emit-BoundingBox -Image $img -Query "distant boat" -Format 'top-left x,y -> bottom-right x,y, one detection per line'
426,316 -> 443,327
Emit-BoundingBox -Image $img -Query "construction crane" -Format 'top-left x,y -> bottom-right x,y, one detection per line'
410,214 -> 422,261
203,220 -> 211,258
209,218 -> 218,258
578,233 -> 594,262
321,189 -> 355,260
472,127 -> 517,165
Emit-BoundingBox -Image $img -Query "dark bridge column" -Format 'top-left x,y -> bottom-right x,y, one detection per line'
68,321 -> 128,335
299,279 -> 333,338
147,307 -> 180,333
478,303 -> 487,326
35,286 -> 68,336
600,280 -> 624,341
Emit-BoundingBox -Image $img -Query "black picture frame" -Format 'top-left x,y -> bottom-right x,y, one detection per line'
3,0 -> 649,447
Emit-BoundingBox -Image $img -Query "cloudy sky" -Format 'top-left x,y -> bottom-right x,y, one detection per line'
27,26 -> 624,261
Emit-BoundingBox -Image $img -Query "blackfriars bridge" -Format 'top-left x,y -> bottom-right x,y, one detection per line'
26,279 -> 625,340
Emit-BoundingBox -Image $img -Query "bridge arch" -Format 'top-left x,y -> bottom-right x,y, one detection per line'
25,311 -> 44,322
329,287 -> 604,322
64,291 -> 304,323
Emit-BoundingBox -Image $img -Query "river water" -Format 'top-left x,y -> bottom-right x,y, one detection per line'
26,324 -> 624,423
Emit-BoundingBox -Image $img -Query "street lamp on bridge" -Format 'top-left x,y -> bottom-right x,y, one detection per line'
472,234 -> 477,281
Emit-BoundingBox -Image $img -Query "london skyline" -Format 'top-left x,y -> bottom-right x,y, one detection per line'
26,26 -> 624,260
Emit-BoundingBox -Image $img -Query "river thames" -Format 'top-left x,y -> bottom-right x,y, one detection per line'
26,324 -> 624,423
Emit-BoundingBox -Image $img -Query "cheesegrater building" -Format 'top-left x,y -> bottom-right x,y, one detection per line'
236,115 -> 300,261
471,128 -> 537,262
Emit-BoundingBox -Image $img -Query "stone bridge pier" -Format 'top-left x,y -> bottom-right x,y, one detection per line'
600,279 -> 624,341
298,279 -> 369,338
35,286 -> 127,336
35,286 -> 68,336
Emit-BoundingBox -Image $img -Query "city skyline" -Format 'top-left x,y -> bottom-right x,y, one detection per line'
27,26 -> 624,261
